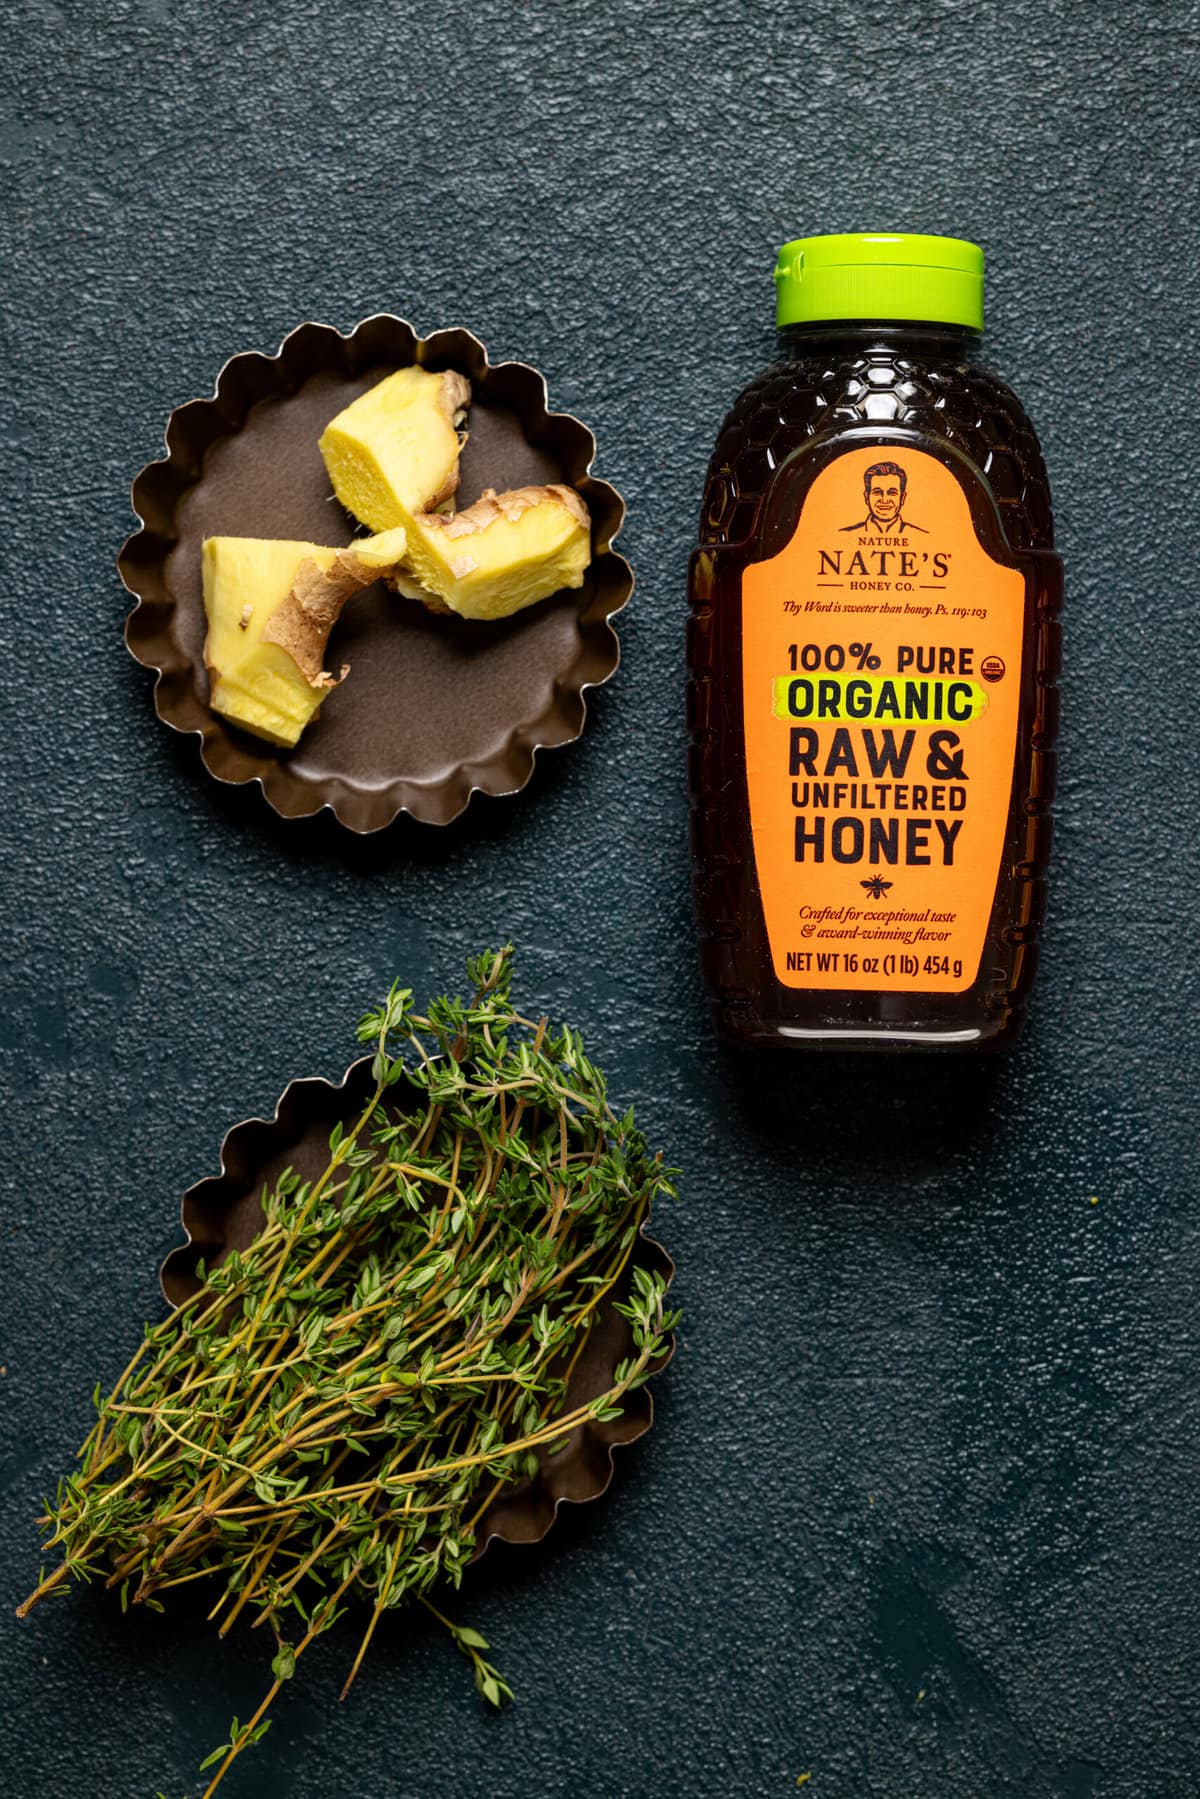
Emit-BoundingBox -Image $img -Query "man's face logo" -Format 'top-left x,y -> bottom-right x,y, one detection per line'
840,461 -> 919,535
865,472 -> 904,524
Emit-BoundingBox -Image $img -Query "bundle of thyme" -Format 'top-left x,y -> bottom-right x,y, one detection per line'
18,949 -> 678,1795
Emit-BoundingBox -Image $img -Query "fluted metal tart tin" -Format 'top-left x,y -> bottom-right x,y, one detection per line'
160,1057 -> 675,1552
120,318 -> 632,831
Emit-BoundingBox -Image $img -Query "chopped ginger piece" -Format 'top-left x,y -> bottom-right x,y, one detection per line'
202,533 -> 404,747
397,485 -> 591,622
348,525 -> 410,571
319,367 -> 471,533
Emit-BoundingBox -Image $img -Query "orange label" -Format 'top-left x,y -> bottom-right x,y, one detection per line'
742,446 -> 1025,993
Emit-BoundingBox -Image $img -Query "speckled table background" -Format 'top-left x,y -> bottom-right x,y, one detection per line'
2,2 -> 1198,1795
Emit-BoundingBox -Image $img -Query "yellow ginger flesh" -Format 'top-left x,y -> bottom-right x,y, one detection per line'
319,366 -> 471,533
202,531 -> 406,747
400,484 -> 591,622
348,525 -> 409,571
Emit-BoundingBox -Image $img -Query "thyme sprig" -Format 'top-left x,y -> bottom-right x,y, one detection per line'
18,950 -> 678,1796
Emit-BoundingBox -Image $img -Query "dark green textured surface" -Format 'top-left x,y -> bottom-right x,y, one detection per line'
2,1 -> 1198,1794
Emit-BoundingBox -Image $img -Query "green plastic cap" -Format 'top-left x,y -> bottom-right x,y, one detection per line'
774,233 -> 984,330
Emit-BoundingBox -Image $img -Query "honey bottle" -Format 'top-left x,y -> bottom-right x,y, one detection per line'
688,234 -> 1061,1049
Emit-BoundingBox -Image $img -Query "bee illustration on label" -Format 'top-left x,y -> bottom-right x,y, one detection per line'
860,876 -> 894,900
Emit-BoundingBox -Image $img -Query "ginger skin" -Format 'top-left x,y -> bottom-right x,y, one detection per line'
263,529 -> 410,686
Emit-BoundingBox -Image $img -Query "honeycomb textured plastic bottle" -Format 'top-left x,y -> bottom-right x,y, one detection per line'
688,235 -> 1062,1050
